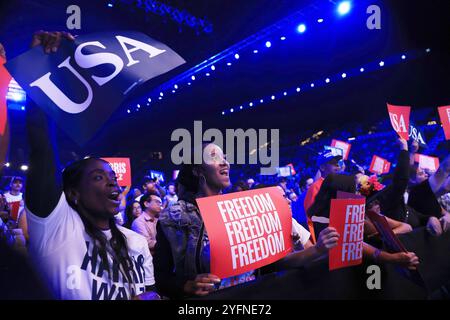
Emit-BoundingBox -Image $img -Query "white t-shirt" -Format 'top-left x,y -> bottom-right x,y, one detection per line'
292,218 -> 311,248
27,193 -> 155,300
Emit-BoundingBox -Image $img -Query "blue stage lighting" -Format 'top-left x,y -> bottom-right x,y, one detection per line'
174,84 -> 178,89
271,95 -> 275,100
360,67 -> 364,72
296,87 -> 301,92
325,78 -> 330,83
191,75 -> 196,80
234,53 -> 240,59
310,83 -> 314,88
341,73 -> 347,78
107,3 -> 113,8
222,111 -> 225,115
379,61 -> 384,67
265,41 -> 272,48
249,102 -> 253,107
127,109 -> 131,113
230,108 -> 234,113
206,73 -> 210,76
260,99 -> 264,103
401,55 -> 406,60
283,92 -> 287,96
297,24 -> 306,33
227,62 -> 232,66
317,18 -> 324,23
211,65 -> 215,71
337,1 -> 351,15
253,49 -> 258,53
280,36 -> 286,40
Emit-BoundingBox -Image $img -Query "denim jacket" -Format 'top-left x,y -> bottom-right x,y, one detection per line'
158,198 -> 210,284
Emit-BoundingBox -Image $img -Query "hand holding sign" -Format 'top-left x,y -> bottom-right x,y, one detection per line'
438,105 -> 450,140
31,30 -> 76,52
183,274 -> 221,296
315,227 -> 340,254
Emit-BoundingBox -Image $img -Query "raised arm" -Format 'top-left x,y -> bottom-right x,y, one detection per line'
390,138 -> 410,196
25,31 -> 75,217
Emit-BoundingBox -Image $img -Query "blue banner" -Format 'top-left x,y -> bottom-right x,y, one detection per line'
6,31 -> 185,144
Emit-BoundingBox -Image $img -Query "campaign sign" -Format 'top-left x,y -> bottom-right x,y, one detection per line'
387,103 -> 410,140
369,155 -> 391,175
438,105 -> 450,140
101,157 -> 131,187
196,187 -> 292,278
149,170 -> 165,182
287,163 -> 296,175
329,198 -> 365,271
414,154 -> 440,172
331,139 -> 351,160
277,166 -> 292,177
5,31 -> 185,145
409,122 -> 427,147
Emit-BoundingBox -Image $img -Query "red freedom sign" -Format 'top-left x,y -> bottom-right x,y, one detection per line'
331,139 -> 351,160
196,187 -> 293,279
438,105 -> 450,140
414,154 -> 440,172
101,157 -> 132,187
387,103 -> 410,140
329,198 -> 365,271
369,155 -> 391,175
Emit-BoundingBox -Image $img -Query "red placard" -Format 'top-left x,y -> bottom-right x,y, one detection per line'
369,155 -> 391,175
331,139 -> 351,160
101,157 -> 132,187
387,103 -> 410,140
0,56 -> 10,136
287,163 -> 296,175
414,154 -> 440,172
196,187 -> 293,279
438,105 -> 450,140
329,198 -> 365,271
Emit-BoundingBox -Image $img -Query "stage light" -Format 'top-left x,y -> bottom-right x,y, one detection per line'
230,108 -> 234,113
337,1 -> 351,15
280,36 -> 286,40
148,98 -> 152,102
341,73 -> 347,78
127,109 -> 131,113
260,99 -> 264,103
5,163 -> 10,167
188,82 -> 191,85
283,92 -> 287,96
348,137 -> 356,141
174,84 -> 178,89
240,106 -> 243,110
325,78 -> 330,83
107,3 -> 113,8
206,73 -> 210,76
379,61 -> 384,67
211,65 -> 215,71
310,83 -> 314,87
172,90 -> 175,93
253,49 -> 258,53
426,48 -> 431,53
317,18 -> 324,23
21,106 -> 25,111
360,67 -> 364,72
222,111 -> 225,115
401,55 -> 406,60
158,97 -> 162,100
271,95 -> 275,100
160,92 -> 164,96
297,24 -> 306,33
191,75 -> 196,80
249,102 -> 253,107
234,53 -> 240,59
20,165 -> 29,171
296,87 -> 301,92
137,104 -> 140,108
227,62 -> 232,66
265,41 -> 272,48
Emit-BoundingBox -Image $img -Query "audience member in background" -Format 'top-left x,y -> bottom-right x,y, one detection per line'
136,176 -> 160,202
154,143 -> 340,299
155,178 -> 166,198
4,176 -> 25,222
231,180 -> 249,193
163,183 -> 178,208
304,150 -> 342,243
24,31 -> 157,300
124,200 -> 142,229
308,172 -> 419,270
247,178 -> 256,189
114,186 -> 130,226
128,187 -> 142,202
132,191 -> 162,255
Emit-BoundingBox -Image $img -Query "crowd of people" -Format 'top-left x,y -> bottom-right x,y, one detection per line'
0,31 -> 449,300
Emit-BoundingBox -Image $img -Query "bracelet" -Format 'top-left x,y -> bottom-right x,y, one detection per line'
373,249 -> 381,262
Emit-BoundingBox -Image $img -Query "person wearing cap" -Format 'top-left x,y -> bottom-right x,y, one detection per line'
4,176 -> 25,222
303,149 -> 343,243
136,176 -> 160,202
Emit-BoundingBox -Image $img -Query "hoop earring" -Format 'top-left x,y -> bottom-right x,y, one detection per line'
199,175 -> 207,186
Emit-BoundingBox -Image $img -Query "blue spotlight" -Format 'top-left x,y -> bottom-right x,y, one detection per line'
265,41 -> 272,48
341,73 -> 347,78
401,55 -> 406,60
230,108 -> 234,113
253,49 -> 258,53
240,106 -> 243,110
21,106 -> 26,111
317,18 -> 324,23
337,1 -> 351,15
249,102 -> 253,107
159,92 -> 164,96
283,92 -> 287,96
280,36 -> 286,41
188,82 -> 191,85
206,73 -> 210,76
310,83 -> 315,88
360,67 -> 364,72
234,53 -> 240,60
227,62 -> 232,66
260,99 -> 264,103
297,24 -> 306,33
296,87 -> 301,92
127,109 -> 131,113
174,84 -> 178,89
107,3 -> 113,8
222,111 -> 225,115
211,65 -> 215,71
191,75 -> 196,80
271,95 -> 275,100
148,98 -> 151,102
325,78 -> 330,83
379,61 -> 384,67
